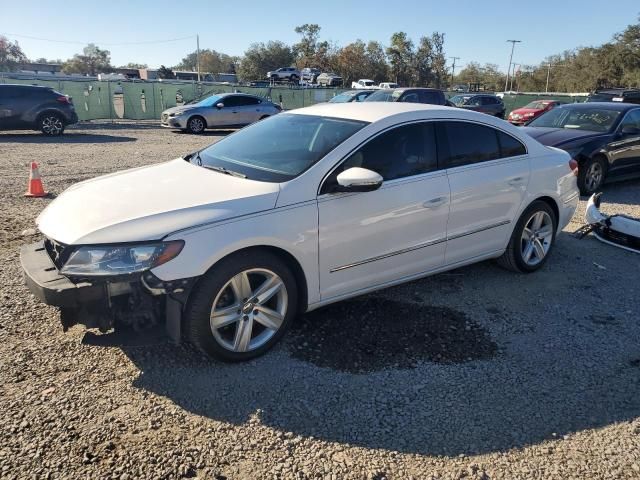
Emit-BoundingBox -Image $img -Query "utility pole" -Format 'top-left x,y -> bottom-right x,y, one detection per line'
504,39 -> 521,92
449,56 -> 460,88
196,34 -> 201,82
546,62 -> 552,93
510,63 -> 521,92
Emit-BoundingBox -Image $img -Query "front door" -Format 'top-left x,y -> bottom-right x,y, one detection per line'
607,108 -> 640,177
317,122 -> 450,300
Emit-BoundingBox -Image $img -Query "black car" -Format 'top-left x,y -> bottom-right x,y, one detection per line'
522,102 -> 640,194
449,93 -> 506,118
328,90 -> 375,103
0,84 -> 78,135
364,87 -> 447,105
586,88 -> 640,105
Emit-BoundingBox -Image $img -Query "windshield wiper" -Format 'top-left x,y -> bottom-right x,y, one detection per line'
202,164 -> 247,178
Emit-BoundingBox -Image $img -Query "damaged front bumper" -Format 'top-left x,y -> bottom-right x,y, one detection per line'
20,241 -> 197,341
579,193 -> 640,254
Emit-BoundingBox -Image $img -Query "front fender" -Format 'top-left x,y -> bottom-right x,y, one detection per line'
152,201 -> 320,305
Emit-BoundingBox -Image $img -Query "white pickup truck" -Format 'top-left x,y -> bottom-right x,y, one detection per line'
351,79 -> 378,89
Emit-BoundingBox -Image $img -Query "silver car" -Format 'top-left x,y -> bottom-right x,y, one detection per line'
161,93 -> 282,134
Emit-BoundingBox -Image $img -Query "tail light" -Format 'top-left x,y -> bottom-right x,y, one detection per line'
56,96 -> 72,104
569,159 -> 579,176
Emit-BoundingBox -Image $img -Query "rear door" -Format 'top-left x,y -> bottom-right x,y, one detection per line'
0,86 -> 29,128
234,96 -> 263,124
437,120 -> 530,265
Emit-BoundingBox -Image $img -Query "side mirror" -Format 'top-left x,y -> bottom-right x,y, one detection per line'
334,167 -> 383,193
619,125 -> 640,136
216,102 -> 224,109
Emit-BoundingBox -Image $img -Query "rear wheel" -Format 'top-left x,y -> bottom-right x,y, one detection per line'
578,157 -> 606,195
186,116 -> 205,134
497,201 -> 557,273
39,113 -> 65,136
185,251 -> 298,362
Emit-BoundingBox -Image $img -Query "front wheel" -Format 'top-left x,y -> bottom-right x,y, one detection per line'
185,251 -> 298,361
39,113 -> 65,136
497,201 -> 557,273
578,157 -> 606,195
186,116 -> 205,134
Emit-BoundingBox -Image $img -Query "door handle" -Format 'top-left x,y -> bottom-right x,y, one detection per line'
423,197 -> 447,209
508,177 -> 524,186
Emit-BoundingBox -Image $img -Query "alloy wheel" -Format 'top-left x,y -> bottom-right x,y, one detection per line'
42,116 -> 63,135
210,268 -> 288,353
585,162 -> 604,192
520,211 -> 554,267
189,117 -> 204,133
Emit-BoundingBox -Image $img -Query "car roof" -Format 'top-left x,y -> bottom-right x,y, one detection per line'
594,88 -> 640,94
559,101 -> 638,111
0,84 -> 53,89
289,102 -> 464,123
218,92 -> 260,98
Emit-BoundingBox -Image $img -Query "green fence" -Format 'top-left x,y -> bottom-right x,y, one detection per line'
0,74 -> 588,121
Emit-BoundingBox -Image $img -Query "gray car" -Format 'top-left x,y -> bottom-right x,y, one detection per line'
161,93 -> 282,134
449,94 -> 506,118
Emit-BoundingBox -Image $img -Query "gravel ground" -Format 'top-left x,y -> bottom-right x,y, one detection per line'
1,124 -> 639,480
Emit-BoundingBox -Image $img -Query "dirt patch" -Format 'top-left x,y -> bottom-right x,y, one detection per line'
287,297 -> 498,373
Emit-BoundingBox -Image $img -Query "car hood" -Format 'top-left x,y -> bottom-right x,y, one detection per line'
162,105 -> 196,115
37,158 -> 280,245
520,127 -> 608,147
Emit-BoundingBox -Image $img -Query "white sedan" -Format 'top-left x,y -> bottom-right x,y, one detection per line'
21,103 -> 579,361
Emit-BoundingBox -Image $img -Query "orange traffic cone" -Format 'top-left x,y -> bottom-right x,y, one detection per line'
24,162 -> 48,198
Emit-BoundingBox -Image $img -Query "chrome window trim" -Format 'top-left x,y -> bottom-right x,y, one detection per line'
317,117 -> 529,196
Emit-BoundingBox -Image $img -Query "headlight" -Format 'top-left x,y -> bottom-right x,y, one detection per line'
60,240 -> 184,276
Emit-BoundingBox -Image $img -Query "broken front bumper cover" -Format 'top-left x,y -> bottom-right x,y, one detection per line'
579,193 -> 640,254
20,241 -> 196,340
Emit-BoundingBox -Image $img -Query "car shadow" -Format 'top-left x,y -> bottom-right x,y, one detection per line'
0,132 -> 137,143
84,243 -> 640,457
587,178 -> 640,207
173,129 -> 237,137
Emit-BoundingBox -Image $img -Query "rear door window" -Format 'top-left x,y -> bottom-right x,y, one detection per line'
497,131 -> 527,157
420,90 -> 443,105
437,121 -> 501,168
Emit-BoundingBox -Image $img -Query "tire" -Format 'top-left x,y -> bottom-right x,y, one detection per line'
290,75 -> 299,82
496,111 -> 505,119
497,200 -> 557,273
185,250 -> 299,362
186,116 -> 206,134
39,113 -> 65,136
578,156 -> 606,196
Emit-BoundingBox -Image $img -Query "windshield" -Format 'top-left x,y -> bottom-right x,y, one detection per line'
329,92 -> 356,103
195,114 -> 368,182
449,95 -> 471,106
364,89 -> 401,102
193,94 -> 224,107
527,106 -> 621,132
523,101 -> 548,110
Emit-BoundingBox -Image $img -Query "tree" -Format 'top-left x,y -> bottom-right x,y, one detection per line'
335,40 -> 369,85
120,62 -> 148,69
429,32 -> 447,89
386,32 -> 414,85
157,65 -> 175,79
413,36 -> 434,86
293,23 -> 322,67
0,36 -> 27,72
365,41 -> 389,82
175,49 -> 235,74
237,41 -> 295,81
62,44 -> 111,76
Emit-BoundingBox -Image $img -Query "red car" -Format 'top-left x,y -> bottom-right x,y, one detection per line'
508,100 -> 563,125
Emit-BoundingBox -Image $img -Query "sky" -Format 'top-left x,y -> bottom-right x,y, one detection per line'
1,0 -> 638,72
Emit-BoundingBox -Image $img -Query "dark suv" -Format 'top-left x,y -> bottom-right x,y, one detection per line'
0,84 -> 78,135
586,88 -> 640,105
364,88 -> 447,105
449,93 -> 506,118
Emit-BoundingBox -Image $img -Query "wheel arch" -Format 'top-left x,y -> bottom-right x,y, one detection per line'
188,114 -> 208,129
529,195 -> 560,231
36,109 -> 66,124
191,245 -> 309,315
